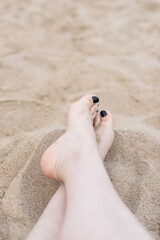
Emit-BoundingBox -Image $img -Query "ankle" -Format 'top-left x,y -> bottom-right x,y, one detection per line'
64,153 -> 104,183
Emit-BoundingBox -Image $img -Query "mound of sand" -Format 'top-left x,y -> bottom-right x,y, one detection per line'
0,0 -> 160,239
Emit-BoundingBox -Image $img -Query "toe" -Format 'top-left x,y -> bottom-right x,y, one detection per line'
79,94 -> 99,109
100,109 -> 114,127
90,103 -> 99,116
67,94 -> 100,128
91,111 -> 97,123
94,111 -> 100,129
96,109 -> 114,160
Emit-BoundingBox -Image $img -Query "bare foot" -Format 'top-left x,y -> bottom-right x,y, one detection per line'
40,94 -> 114,182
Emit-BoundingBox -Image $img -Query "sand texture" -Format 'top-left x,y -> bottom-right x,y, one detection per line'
0,0 -> 160,239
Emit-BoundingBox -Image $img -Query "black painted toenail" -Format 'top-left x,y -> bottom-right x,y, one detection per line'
100,110 -> 107,117
96,110 -> 99,112
92,96 -> 99,103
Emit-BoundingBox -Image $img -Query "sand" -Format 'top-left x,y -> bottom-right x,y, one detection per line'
0,0 -> 160,239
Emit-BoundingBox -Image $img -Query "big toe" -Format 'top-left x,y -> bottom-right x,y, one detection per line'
67,94 -> 99,123
96,109 -> 114,160
79,94 -> 99,109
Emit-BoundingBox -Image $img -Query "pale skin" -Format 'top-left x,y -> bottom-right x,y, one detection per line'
27,94 -> 153,240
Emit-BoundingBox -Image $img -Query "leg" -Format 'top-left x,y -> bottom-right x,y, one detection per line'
26,184 -> 65,240
61,157 -> 152,240
41,94 -> 153,240
27,100 -> 112,240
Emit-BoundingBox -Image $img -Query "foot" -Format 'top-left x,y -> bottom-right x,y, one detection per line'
40,94 -> 114,182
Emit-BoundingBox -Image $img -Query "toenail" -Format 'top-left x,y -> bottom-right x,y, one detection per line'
100,110 -> 107,117
92,96 -> 99,103
96,110 -> 99,112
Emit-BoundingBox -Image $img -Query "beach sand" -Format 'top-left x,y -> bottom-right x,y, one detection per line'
0,0 -> 160,239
